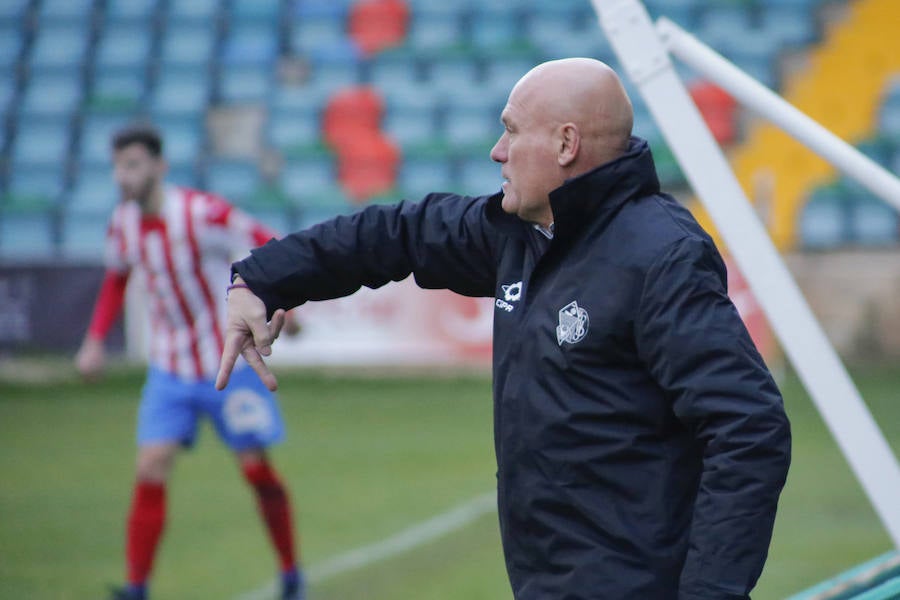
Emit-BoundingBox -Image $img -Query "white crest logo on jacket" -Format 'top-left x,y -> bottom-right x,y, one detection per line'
556,301 -> 589,345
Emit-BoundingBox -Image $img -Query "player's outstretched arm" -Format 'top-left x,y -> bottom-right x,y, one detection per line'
216,281 -> 286,392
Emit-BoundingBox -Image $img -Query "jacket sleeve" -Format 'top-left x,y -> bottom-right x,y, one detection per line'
635,236 -> 791,599
233,193 -> 499,317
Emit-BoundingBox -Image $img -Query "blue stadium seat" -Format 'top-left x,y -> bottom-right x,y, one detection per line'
59,212 -> 107,260
878,102 -> 900,140
39,0 -> 96,24
0,0 -> 29,23
0,213 -> 57,260
219,67 -> 273,104
0,25 -> 24,71
222,24 -> 278,67
293,62 -> 360,98
849,195 -> 899,246
383,107 -> 437,151
442,106 -> 499,153
270,83 -> 333,114
759,7 -> 817,48
29,26 -> 89,70
167,0 -> 221,23
407,15 -> 463,54
11,122 -> 71,167
0,77 -> 16,117
88,68 -> 146,111
68,166 -> 117,214
293,0 -> 353,20
291,17 -> 361,65
369,57 -> 423,93
280,157 -> 337,199
155,117 -> 204,166
95,26 -> 153,70
398,157 -> 454,198
458,157 -> 502,197
160,24 -> 216,68
799,185 -> 850,249
204,158 -> 261,202
79,113 -> 134,166
149,68 -> 211,118
470,18 -> 522,53
106,0 -> 158,22
266,108 -> 322,153
19,72 -> 83,118
231,0 -> 280,21
482,57 -> 533,103
7,166 -> 66,202
423,58 -> 481,102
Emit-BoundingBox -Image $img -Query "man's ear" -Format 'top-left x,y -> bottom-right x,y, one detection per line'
558,123 -> 579,167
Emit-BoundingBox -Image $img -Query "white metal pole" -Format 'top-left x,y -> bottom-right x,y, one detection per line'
656,17 -> 900,212
591,0 -> 900,549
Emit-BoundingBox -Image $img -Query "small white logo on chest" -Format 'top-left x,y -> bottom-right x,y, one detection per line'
496,281 -> 523,313
556,301 -> 590,345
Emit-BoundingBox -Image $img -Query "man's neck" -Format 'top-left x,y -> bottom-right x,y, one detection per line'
140,184 -> 165,216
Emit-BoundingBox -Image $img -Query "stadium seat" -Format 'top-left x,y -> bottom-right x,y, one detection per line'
11,122 -> 71,167
291,16 -> 348,55
29,26 -> 89,70
204,158 -> 261,203
382,107 -> 437,151
18,72 -> 83,118
758,7 -> 817,48
442,106 -> 499,153
482,57 -> 534,103
218,67 -> 273,104
59,211 -> 107,260
221,23 -> 278,67
149,68 -> 211,118
78,113 -> 135,166
369,57 -> 424,94
6,166 -> 66,205
423,57 -> 481,103
348,0 -> 409,57
159,24 -> 216,68
280,157 -> 338,200
87,68 -> 146,112
154,117 -> 204,166
106,0 -> 158,22
0,212 -> 57,260
799,185 -> 850,249
293,0 -> 354,20
39,0 -> 96,24
458,157 -> 502,197
469,18 -> 522,53
95,26 -> 153,71
0,0 -> 29,23
167,0 -> 221,23
67,166 -> 117,214
266,108 -> 322,155
406,14 -> 463,54
0,25 -> 23,72
231,0 -> 281,22
398,156 -> 454,198
850,195 -> 899,246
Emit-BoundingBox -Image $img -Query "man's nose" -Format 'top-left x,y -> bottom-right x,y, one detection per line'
490,135 -> 507,163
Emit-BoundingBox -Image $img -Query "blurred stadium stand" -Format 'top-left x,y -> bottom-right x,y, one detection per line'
1,0 -> 898,262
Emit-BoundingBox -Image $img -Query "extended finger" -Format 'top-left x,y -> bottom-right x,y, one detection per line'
269,309 -> 286,339
216,333 -> 244,390
241,345 -> 279,391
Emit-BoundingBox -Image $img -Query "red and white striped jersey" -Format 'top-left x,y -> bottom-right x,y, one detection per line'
104,186 -> 276,380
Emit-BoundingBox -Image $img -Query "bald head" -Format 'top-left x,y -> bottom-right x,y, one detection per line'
513,58 -> 634,168
490,58 -> 635,227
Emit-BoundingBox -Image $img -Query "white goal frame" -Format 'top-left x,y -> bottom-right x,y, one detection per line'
591,0 -> 900,548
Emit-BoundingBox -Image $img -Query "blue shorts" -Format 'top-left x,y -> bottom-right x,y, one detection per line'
137,366 -> 285,451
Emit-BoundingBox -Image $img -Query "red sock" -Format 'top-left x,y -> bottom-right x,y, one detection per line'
126,481 -> 166,585
242,460 -> 298,572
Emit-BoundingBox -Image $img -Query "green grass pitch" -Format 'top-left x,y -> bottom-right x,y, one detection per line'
1,361 -> 898,599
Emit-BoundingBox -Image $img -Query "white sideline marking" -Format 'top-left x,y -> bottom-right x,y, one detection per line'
233,492 -> 496,600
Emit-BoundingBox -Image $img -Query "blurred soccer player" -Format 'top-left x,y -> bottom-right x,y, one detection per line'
75,124 -> 305,600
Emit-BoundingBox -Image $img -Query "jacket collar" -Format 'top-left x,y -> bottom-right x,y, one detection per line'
549,136 -> 660,240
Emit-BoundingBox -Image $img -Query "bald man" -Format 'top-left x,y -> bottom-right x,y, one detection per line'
217,59 -> 791,599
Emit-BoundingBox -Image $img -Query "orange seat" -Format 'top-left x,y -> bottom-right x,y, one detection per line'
689,80 -> 738,145
348,0 -> 410,57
